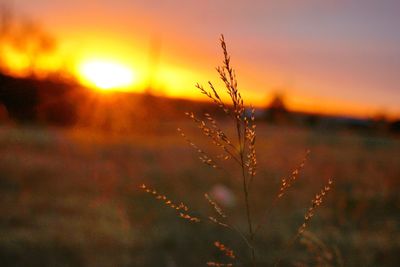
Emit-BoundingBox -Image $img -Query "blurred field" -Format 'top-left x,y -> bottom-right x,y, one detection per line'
0,123 -> 399,267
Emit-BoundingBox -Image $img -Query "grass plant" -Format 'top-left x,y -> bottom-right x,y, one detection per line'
141,35 -> 334,267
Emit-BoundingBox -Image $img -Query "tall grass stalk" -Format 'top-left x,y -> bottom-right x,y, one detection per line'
141,35 -> 333,267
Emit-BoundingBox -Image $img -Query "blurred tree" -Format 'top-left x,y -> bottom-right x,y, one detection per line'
17,19 -> 56,75
265,92 -> 290,124
371,111 -> 389,132
0,3 -> 56,77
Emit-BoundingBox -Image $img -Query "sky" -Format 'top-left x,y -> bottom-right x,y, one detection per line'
6,0 -> 400,118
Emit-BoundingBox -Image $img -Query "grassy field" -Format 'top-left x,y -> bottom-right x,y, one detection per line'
0,123 -> 399,266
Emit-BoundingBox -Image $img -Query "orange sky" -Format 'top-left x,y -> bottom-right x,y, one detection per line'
5,0 -> 400,118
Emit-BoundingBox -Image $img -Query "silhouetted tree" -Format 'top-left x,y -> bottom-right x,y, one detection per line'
265,92 -> 289,123
371,112 -> 390,132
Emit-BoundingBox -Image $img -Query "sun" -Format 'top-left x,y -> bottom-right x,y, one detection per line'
78,60 -> 135,91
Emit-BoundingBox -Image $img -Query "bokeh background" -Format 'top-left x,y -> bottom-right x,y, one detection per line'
0,1 -> 399,266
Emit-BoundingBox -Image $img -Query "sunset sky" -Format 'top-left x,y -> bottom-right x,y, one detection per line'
7,0 -> 400,118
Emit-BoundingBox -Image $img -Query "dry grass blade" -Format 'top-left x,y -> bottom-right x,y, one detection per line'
177,127 -> 219,169
205,193 -> 227,218
278,149 -> 311,198
184,112 -> 240,164
139,184 -> 189,211
298,179 -> 333,235
254,150 -> 310,235
214,241 -> 236,259
139,184 -> 200,223
196,82 -> 231,115
245,106 -> 257,182
274,178 -> 334,267
208,216 -> 230,228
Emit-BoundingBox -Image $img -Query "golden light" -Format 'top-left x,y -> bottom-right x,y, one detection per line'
78,60 -> 135,90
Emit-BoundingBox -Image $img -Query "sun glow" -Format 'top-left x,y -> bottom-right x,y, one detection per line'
78,60 -> 135,90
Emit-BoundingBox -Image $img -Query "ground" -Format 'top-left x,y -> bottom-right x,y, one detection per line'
0,123 -> 399,266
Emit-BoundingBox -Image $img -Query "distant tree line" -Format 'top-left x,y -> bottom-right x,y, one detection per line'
0,72 -> 229,131
264,92 -> 400,135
